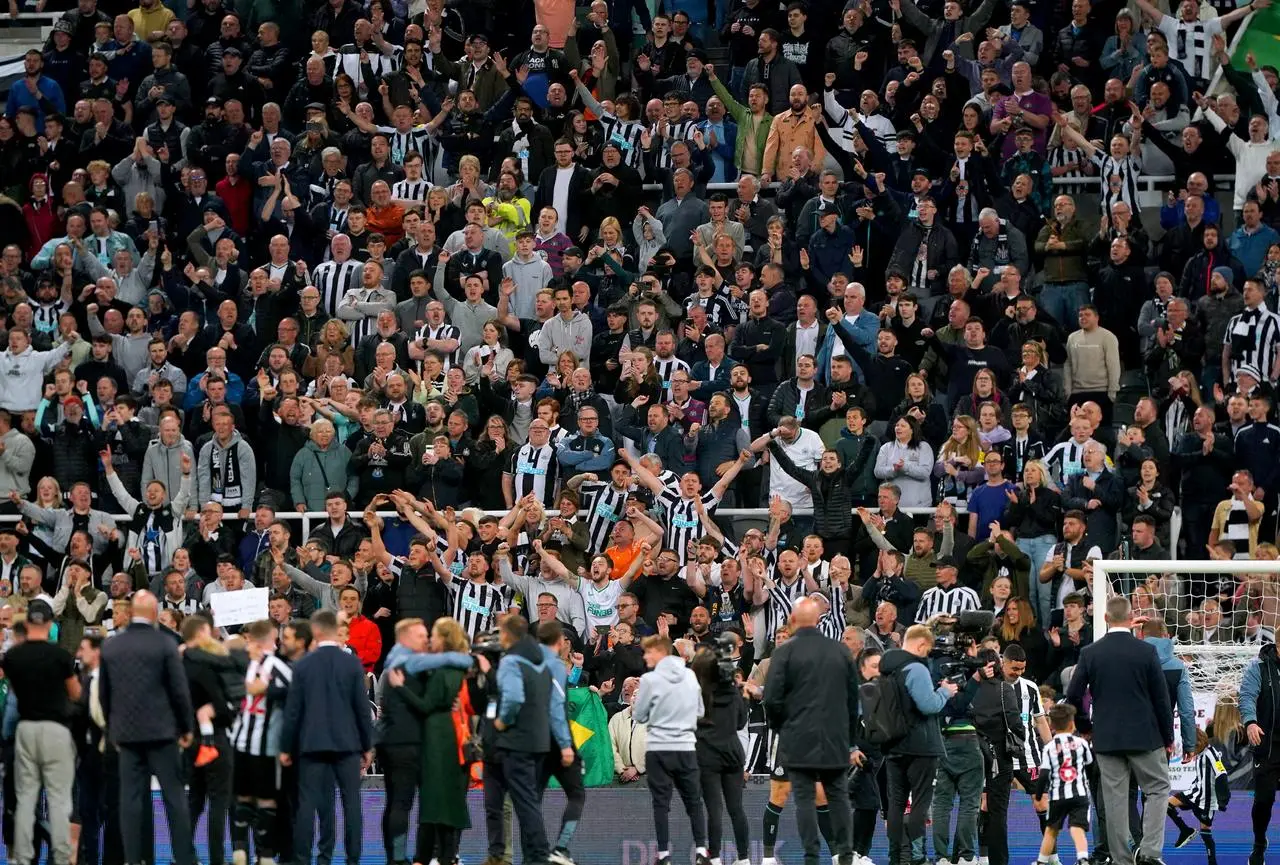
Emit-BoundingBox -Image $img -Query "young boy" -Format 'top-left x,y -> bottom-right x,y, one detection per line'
1036,703 -> 1094,865
1167,728 -> 1230,865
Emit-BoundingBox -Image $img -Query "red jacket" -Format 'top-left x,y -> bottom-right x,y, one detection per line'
216,175 -> 254,238
346,614 -> 383,672
22,197 -> 61,262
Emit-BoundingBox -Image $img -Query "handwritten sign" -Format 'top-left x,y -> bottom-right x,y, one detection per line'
209,587 -> 269,628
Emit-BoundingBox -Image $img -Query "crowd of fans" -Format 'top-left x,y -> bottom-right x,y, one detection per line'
0,0 -> 1275,860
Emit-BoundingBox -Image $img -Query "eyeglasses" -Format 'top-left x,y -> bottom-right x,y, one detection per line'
536,601 -> 557,609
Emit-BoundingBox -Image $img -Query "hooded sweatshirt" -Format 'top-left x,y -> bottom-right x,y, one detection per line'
196,430 -> 256,512
537,310 -> 593,366
502,254 -> 555,320
1148,636 -> 1196,751
0,427 -> 35,498
87,315 -> 154,382
141,436 -> 195,506
632,653 -> 702,751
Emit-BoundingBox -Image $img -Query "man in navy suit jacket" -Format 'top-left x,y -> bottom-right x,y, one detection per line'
280,609 -> 374,865
1066,596 -> 1175,865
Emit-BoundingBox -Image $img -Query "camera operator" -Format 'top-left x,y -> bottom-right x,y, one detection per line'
879,624 -> 960,865
928,619 -> 999,865
764,598 -> 859,865
850,647 -> 885,864
971,647 -> 1030,865
690,638 -> 751,865
633,634 -> 711,865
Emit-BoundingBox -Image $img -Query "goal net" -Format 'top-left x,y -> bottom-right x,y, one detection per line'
1091,559 -> 1276,736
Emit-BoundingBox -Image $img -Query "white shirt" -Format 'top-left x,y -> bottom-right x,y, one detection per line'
769,428 -> 825,510
552,166 -> 575,234
794,320 -> 820,361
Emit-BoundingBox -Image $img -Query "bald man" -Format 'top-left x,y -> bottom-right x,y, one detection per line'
99,588 -> 197,865
763,597 -> 860,865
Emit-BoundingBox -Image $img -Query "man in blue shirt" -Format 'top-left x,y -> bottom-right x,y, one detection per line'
966,451 -> 1015,541
5,51 -> 67,128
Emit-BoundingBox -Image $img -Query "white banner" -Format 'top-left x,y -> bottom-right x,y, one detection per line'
209,587 -> 269,628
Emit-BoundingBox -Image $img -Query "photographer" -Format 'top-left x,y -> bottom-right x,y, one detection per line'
879,624 -> 959,865
690,639 -> 751,865
970,647 -> 1029,865
928,623 -> 998,865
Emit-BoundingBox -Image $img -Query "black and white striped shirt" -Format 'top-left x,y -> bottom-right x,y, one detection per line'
507,443 -> 561,506
578,480 -> 629,553
915,583 -> 981,622
1224,305 -> 1280,382
651,119 -> 697,169
33,300 -> 65,336
817,583 -> 846,640
416,322 -> 461,369
325,205 -> 350,238
1090,152 -> 1143,214
1012,675 -> 1046,771
654,355 -> 691,399
1045,438 -> 1095,487
230,654 -> 293,757
378,125 -> 435,168
390,177 -> 432,207
685,292 -> 737,330
599,113 -> 646,170
449,579 -> 508,640
657,488 -> 719,565
765,573 -> 807,643
1047,145 -> 1091,195
805,558 -> 830,589
312,259 -> 362,318
1038,732 -> 1093,801
1186,743 -> 1227,813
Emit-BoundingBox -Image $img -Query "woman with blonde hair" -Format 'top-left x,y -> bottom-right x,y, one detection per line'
1004,458 -> 1063,628
935,415 -> 985,501
388,616 -> 473,865
588,216 -> 635,272
305,319 -> 354,378
448,155 -> 493,208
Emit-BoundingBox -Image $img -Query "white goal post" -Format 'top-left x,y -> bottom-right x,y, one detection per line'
1092,558 -> 1277,697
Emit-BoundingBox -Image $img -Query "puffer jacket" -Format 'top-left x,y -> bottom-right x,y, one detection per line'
768,440 -> 856,539
48,418 -> 100,492
290,438 -> 355,511
141,436 -> 195,500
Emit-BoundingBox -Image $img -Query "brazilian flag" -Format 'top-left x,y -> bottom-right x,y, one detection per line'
548,687 -> 615,788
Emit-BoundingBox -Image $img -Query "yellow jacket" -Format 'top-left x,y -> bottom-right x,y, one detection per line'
483,195 -> 532,257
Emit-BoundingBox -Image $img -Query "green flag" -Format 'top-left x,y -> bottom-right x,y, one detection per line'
549,687 -> 614,788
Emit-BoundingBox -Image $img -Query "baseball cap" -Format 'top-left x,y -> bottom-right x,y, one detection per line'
26,598 -> 54,625
933,555 -> 959,569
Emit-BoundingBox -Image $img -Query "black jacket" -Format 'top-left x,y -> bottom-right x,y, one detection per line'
768,441 -> 856,539
695,677 -> 748,772
763,628 -> 859,770
1065,630 -> 1173,753
877,648 -> 944,758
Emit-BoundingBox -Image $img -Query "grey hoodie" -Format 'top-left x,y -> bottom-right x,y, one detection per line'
502,253 -> 554,319
537,310 -> 592,366
632,654 -> 703,751
142,436 -> 195,501
0,428 -> 35,497
196,430 -> 257,511
1148,636 -> 1197,750
87,315 -> 154,382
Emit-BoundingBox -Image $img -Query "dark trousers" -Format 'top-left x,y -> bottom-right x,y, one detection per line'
792,766 -> 851,865
379,744 -> 420,863
646,750 -> 707,851
414,823 -> 459,865
885,754 -> 938,865
539,748 -> 585,851
1251,755 -> 1280,851
294,751 -> 362,865
483,748 -> 548,863
118,742 -> 194,865
984,749 -> 1014,865
187,732 -> 233,865
77,745 -> 107,865
276,761 -> 298,864
699,765 -> 749,860
1181,498 -> 1216,561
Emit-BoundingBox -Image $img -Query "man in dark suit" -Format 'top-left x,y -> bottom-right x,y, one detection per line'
763,598 -> 860,865
98,590 -> 196,865
1066,596 -> 1176,865
279,609 -> 374,865
533,142 -> 593,245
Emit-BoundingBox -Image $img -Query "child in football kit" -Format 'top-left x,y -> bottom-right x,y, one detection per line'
1035,704 -> 1093,865
1166,727 -> 1231,865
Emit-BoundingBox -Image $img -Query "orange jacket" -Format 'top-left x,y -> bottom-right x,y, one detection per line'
367,203 -> 406,245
